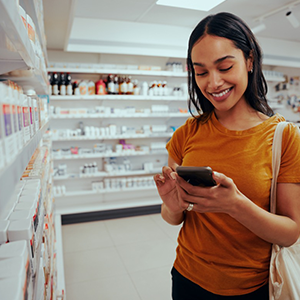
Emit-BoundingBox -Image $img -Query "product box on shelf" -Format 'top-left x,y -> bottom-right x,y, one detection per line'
0,82 -> 17,164
0,240 -> 33,300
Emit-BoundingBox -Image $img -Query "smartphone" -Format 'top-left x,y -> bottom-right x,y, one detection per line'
176,166 -> 217,187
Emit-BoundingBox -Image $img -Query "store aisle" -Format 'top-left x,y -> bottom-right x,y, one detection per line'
62,213 -> 182,300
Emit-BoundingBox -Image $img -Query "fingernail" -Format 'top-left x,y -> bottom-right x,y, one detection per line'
213,172 -> 220,179
170,172 -> 176,180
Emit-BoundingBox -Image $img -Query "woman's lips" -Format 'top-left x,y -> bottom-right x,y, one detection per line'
209,87 -> 233,101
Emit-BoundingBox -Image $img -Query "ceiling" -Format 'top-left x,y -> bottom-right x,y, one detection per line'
43,0 -> 300,58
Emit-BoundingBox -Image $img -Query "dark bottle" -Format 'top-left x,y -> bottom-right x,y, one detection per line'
59,73 -> 66,96
73,81 -> 79,95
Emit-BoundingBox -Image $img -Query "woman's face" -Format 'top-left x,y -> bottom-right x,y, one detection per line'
191,34 -> 252,113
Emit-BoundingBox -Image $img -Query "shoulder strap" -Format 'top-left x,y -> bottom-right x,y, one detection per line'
270,121 -> 289,214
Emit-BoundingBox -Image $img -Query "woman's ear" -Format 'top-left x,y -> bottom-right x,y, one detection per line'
247,50 -> 254,72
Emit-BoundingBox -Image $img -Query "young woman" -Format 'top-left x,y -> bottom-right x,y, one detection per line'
154,12 -> 300,299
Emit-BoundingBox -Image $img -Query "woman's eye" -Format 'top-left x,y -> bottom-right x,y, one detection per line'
196,71 -> 207,76
220,66 -> 233,72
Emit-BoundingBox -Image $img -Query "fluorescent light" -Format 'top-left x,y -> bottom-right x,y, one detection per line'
156,0 -> 226,11
251,23 -> 266,34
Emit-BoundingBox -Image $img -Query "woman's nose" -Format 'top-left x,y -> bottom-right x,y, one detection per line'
208,72 -> 224,90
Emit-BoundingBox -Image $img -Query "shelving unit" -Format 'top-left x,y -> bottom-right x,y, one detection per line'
0,0 -> 48,94
0,2 -> 60,300
48,67 -> 188,215
0,122 -> 49,210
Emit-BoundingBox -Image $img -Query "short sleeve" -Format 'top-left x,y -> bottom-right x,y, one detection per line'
166,118 -> 191,165
278,123 -> 300,183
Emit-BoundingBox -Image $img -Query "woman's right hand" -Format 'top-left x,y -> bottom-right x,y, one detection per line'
153,166 -> 183,214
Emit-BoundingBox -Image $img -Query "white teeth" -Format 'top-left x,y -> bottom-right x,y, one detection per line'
212,88 -> 231,97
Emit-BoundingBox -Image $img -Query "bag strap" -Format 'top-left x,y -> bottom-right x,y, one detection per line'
270,121 -> 289,214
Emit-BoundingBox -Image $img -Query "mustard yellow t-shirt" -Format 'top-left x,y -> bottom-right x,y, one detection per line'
166,113 -> 300,296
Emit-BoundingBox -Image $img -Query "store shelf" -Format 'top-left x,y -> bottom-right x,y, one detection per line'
0,0 -> 35,72
49,95 -> 187,101
53,150 -> 168,160
0,0 -> 48,93
55,185 -> 157,198
0,68 -> 48,94
53,169 -> 162,181
55,196 -> 161,216
21,0 -> 48,61
48,67 -> 187,78
51,112 -> 189,119
51,132 -> 173,141
0,122 -> 49,211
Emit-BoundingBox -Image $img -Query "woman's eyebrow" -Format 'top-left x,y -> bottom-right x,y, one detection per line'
193,55 -> 236,67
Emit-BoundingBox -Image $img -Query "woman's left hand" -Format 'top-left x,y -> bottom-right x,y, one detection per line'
175,171 -> 244,215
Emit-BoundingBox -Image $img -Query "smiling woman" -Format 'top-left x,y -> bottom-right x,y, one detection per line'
153,11 -> 300,300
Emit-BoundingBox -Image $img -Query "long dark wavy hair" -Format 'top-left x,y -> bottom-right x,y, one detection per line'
187,12 -> 274,121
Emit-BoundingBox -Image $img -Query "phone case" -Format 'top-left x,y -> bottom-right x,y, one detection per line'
176,166 -> 216,187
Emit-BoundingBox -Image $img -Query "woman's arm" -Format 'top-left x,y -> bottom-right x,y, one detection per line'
174,171 -> 300,247
229,181 -> 300,247
154,156 -> 186,225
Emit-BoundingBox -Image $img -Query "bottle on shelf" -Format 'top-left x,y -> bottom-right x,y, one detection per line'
107,74 -> 115,95
48,73 -> 52,95
52,72 -> 59,96
73,81 -> 80,95
96,78 -> 106,95
66,73 -> 73,96
114,75 -> 119,95
133,80 -> 139,95
126,76 -> 133,95
59,73 -> 66,96
119,76 -> 127,95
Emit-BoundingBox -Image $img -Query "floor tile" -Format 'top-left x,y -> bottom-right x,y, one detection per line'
116,237 -> 177,273
66,274 -> 141,300
104,215 -> 167,246
64,247 -> 127,284
62,221 -> 114,253
150,213 -> 182,241
130,266 -> 173,300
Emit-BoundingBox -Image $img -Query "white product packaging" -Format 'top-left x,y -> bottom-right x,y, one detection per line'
0,82 -> 17,164
11,86 -> 21,152
0,277 -> 24,300
0,84 -> 5,170
0,256 -> 31,300
22,94 -> 31,143
0,220 -> 10,244
8,219 -> 37,275
25,88 -> 40,133
26,14 -> 36,53
0,240 -> 33,299
18,5 -> 27,31
27,96 -> 34,137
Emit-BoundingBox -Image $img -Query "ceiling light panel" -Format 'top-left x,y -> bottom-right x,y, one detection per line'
156,0 -> 226,11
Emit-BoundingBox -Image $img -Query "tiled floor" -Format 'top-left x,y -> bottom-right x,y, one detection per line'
62,213 -> 182,300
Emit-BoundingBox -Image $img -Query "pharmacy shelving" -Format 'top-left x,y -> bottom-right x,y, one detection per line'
49,95 -> 187,101
49,67 -> 188,215
51,133 -> 173,141
0,0 -> 48,94
51,112 -> 189,119
55,185 -> 157,198
54,168 -> 162,181
48,67 -> 187,78
53,150 -> 168,160
0,121 -> 49,211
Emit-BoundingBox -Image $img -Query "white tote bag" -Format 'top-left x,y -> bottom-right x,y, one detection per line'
269,121 -> 300,300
